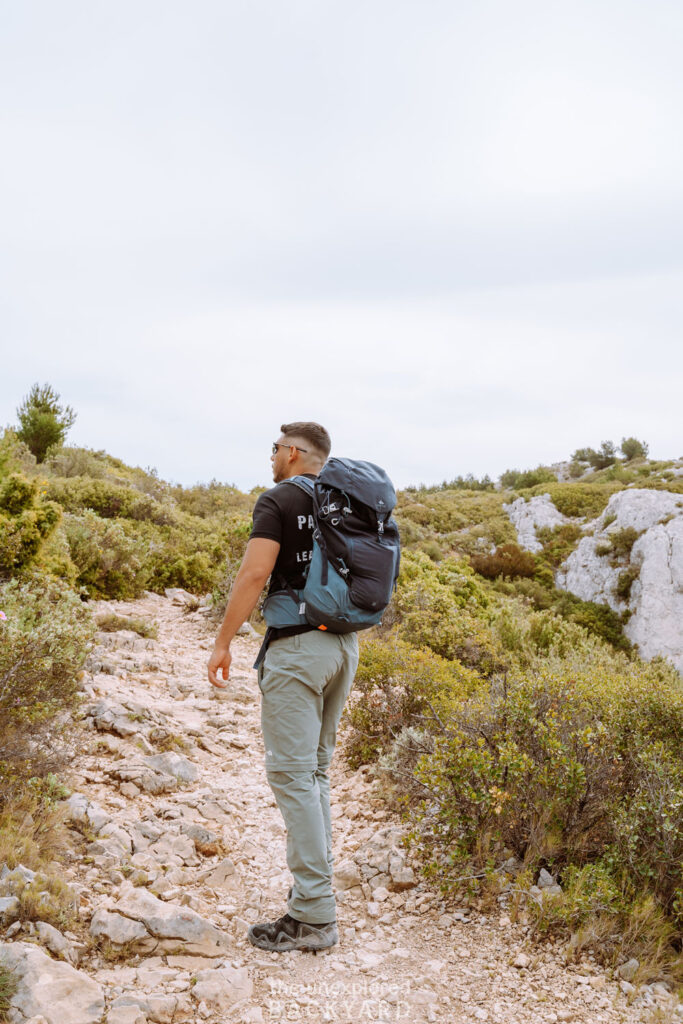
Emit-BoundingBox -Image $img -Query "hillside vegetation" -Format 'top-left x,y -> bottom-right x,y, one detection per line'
1,403 -> 681,987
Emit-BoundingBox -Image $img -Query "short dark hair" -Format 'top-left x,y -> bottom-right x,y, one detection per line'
281,421 -> 331,459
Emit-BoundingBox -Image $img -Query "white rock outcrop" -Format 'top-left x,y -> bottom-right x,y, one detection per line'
503,494 -> 570,553
555,489 -> 683,673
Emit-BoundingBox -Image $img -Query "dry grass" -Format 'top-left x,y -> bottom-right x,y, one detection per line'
0,790 -> 72,872
95,612 -> 158,638
0,965 -> 18,1024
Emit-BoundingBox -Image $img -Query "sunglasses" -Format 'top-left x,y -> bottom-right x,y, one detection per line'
272,442 -> 308,455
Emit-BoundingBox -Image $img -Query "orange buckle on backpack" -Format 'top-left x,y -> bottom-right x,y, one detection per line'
318,624 -> 328,630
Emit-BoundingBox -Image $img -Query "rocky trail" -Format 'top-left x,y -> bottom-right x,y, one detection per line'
1,592 -> 679,1024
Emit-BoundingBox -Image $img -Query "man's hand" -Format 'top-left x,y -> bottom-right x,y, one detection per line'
206,537 -> 280,692
208,645 -> 232,688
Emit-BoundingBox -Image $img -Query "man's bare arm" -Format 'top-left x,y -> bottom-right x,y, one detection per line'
208,537 -> 280,688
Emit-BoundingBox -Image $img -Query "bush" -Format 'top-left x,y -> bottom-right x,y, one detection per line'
0,474 -> 61,577
63,510 -> 150,599
470,543 -> 537,580
552,592 -> 630,652
384,552 -> 505,674
45,477 -> 176,526
0,576 -> 94,809
527,483 -> 619,520
603,526 -> 641,563
343,636 -> 481,768
169,479 -> 255,518
398,660 -> 683,926
615,566 -> 639,601
620,437 -> 649,462
500,466 -> 557,490
535,523 -> 583,569
0,576 -> 94,731
44,446 -> 109,479
571,441 -> 618,471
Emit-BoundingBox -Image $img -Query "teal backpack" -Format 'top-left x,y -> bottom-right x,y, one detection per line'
256,458 -> 401,662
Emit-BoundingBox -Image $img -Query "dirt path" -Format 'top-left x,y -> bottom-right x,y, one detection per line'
26,592 -> 675,1023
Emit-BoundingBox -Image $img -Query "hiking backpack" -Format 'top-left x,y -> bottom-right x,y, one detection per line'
261,457 -> 401,635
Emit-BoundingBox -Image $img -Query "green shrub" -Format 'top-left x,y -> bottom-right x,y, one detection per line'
398,659 -> 683,926
500,466 -> 557,490
0,575 -> 94,730
343,636 -> 481,768
615,566 -> 639,601
169,479 -> 256,518
620,437 -> 649,462
552,592 -> 630,652
571,441 -> 618,471
0,474 -> 61,577
63,510 -> 150,599
45,477 -> 176,526
0,576 -> 94,807
470,543 -> 537,580
535,523 -> 583,569
527,483 -> 620,520
604,526 -> 641,563
44,446 -> 109,479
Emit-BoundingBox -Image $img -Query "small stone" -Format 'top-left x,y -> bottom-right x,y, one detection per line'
197,858 -> 238,889
537,868 -> 557,888
35,921 -> 77,965
513,952 -> 530,968
106,1008 -> 148,1024
619,980 -> 635,996
190,964 -> 253,1010
0,896 -> 20,922
333,859 -> 362,890
616,957 -> 639,982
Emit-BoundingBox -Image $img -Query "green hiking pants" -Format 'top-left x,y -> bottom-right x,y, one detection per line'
257,629 -> 359,925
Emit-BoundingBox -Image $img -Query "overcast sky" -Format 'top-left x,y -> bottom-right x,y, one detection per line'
2,0 -> 682,490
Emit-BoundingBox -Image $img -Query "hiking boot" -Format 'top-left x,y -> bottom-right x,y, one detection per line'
247,912 -> 338,952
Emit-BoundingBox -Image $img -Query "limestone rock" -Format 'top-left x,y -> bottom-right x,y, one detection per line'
556,489 -> 683,673
0,896 -> 19,922
504,494 -> 569,553
0,941 -> 105,1024
106,1008 -> 147,1024
333,859 -> 362,890
66,793 -> 111,834
197,858 -> 239,889
90,908 -> 150,946
35,921 -> 78,965
143,752 -> 198,785
164,588 -> 197,607
616,958 -> 639,982
86,699 -> 141,738
103,761 -> 178,795
178,823 -> 221,855
102,888 -> 232,956
190,965 -> 253,1010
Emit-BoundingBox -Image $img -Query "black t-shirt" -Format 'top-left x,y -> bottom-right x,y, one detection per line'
250,473 -> 317,640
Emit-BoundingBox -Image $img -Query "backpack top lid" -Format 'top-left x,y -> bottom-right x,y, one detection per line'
316,457 -> 397,516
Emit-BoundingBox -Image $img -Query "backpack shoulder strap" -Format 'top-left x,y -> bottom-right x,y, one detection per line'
281,475 -> 315,497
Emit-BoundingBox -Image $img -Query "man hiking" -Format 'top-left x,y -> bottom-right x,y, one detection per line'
207,421 -> 359,952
